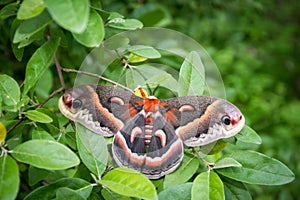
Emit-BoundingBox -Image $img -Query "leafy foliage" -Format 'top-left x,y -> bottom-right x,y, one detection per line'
0,0 -> 298,199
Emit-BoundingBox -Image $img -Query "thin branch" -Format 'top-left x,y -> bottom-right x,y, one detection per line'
62,121 -> 72,130
37,87 -> 64,108
61,68 -> 133,93
54,54 -> 66,90
192,147 -> 213,171
70,120 -> 76,132
7,87 -> 65,134
46,29 -> 65,90
7,119 -> 24,135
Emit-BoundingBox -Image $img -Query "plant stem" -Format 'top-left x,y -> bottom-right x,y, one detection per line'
61,68 -> 133,93
37,87 -> 64,108
192,147 -> 213,171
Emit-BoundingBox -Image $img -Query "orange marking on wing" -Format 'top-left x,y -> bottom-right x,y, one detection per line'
176,103 -> 213,138
86,85 -> 122,131
129,104 -> 138,117
164,108 -> 178,126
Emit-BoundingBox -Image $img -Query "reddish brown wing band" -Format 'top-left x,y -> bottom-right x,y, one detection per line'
161,96 -> 245,146
58,84 -> 245,179
58,84 -> 142,136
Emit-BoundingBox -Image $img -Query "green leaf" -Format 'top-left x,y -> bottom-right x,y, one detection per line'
12,139 -> 80,170
36,107 -> 59,127
192,171 -> 224,200
44,0 -> 89,33
103,34 -> 129,50
5,124 -> 23,150
49,24 -> 68,48
35,69 -> 53,99
1,95 -> 29,113
101,188 -> 131,200
216,150 -> 295,185
17,28 -> 45,48
108,18 -> 143,30
76,124 -> 108,177
23,37 -> 60,96
25,110 -> 53,123
10,19 -> 24,61
206,140 -> 228,155
13,10 -> 51,43
72,10 -> 104,47
134,64 -> 179,92
178,51 -> 205,96
99,168 -> 157,200
64,132 -> 77,150
107,12 -> 124,20
28,166 -> 50,186
0,1 -> 19,20
158,183 -> 192,200
90,0 -> 102,10
127,45 -> 161,59
73,164 -> 91,181
31,129 -> 55,140
24,178 -> 92,200
128,53 -> 148,63
214,157 -> 242,169
28,166 -> 69,186
0,155 -> 20,200
235,125 -> 262,145
164,154 -> 199,189
125,68 -> 145,90
223,178 -> 252,200
133,3 -> 171,27
17,0 -> 45,20
145,73 -> 177,90
56,187 -> 85,200
11,42 -> 24,61
0,74 -> 20,108
38,122 -> 60,137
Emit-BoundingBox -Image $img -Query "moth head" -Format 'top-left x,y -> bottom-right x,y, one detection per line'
58,85 -> 95,119
209,99 -> 245,138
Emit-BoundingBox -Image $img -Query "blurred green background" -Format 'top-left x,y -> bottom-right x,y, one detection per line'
102,1 -> 300,199
1,0 -> 299,199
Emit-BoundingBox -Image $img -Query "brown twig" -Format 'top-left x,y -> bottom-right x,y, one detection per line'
61,68 -> 133,93
7,87 -> 64,134
192,147 -> 213,171
46,29 -> 66,90
54,55 -> 66,90
7,118 -> 24,135
37,87 -> 64,108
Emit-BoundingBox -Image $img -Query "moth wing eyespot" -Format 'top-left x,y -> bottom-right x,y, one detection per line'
178,104 -> 195,112
72,99 -> 82,109
221,115 -> 231,125
110,96 -> 125,106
